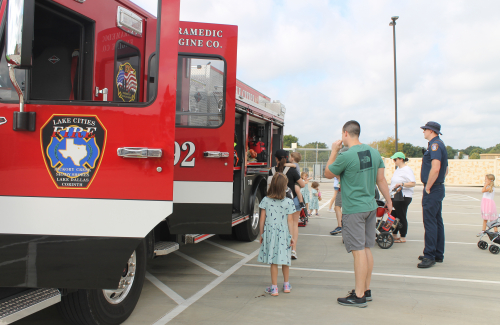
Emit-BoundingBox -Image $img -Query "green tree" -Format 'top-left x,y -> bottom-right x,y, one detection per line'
463,146 -> 483,155
470,152 -> 480,159
401,142 -> 425,158
459,152 -> 464,159
301,142 -> 329,163
303,141 -> 328,149
446,146 -> 457,159
470,148 -> 483,156
283,135 -> 299,148
488,144 -> 500,153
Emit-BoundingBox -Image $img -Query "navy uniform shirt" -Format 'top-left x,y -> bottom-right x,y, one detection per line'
421,136 -> 448,184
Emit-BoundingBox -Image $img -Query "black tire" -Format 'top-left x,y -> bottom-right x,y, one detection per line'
377,232 -> 394,249
478,240 -> 488,250
489,245 -> 499,255
57,240 -> 146,325
234,191 -> 262,242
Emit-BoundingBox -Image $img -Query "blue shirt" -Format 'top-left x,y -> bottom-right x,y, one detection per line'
421,136 -> 448,184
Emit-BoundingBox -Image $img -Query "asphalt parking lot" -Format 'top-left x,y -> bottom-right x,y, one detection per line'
18,185 -> 499,325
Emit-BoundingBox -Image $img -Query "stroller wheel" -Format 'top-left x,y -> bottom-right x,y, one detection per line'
377,232 -> 394,249
489,245 -> 500,255
478,240 -> 489,250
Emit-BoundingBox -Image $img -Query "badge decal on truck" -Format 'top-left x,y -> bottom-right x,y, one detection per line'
41,115 -> 107,189
116,62 -> 138,102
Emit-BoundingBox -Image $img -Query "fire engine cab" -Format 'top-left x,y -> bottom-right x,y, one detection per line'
0,0 -> 286,324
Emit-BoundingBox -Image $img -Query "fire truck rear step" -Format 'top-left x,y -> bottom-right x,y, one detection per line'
0,288 -> 61,324
184,234 -> 215,244
154,241 -> 179,256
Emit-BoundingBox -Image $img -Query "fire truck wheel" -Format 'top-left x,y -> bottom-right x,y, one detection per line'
234,191 -> 262,242
57,240 -> 146,325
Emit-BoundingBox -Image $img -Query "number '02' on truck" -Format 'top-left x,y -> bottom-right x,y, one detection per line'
0,0 -> 287,324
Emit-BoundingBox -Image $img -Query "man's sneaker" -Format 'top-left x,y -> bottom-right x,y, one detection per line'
351,289 -> 372,301
418,255 -> 443,263
364,289 -> 372,301
337,290 -> 367,308
291,250 -> 297,260
330,227 -> 342,235
265,286 -> 278,296
283,282 -> 292,293
417,257 -> 436,268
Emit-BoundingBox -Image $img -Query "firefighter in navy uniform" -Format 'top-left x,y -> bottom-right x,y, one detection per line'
418,121 -> 449,268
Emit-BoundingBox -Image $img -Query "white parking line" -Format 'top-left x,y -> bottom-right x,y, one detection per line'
409,210 -> 477,215
300,233 -> 341,238
442,204 -> 480,208
318,200 -> 331,211
145,272 -> 185,305
298,233 -> 477,245
408,221 -> 479,227
243,264 -> 500,285
205,240 -> 249,257
174,251 -> 223,276
153,248 -> 260,325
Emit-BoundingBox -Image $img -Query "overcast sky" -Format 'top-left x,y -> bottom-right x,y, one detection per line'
133,0 -> 500,150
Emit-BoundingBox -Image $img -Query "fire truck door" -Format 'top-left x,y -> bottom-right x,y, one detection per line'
168,23 -> 238,235
0,0 -> 180,288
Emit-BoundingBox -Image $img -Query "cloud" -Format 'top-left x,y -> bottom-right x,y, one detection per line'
133,0 -> 500,150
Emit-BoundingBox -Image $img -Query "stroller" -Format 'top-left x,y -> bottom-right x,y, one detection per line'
298,206 -> 308,227
477,217 -> 500,255
375,201 -> 400,249
374,186 -> 403,249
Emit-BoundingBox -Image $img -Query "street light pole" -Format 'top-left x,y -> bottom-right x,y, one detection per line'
389,16 -> 399,153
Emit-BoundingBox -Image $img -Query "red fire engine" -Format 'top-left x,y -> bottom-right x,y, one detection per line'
0,0 -> 286,324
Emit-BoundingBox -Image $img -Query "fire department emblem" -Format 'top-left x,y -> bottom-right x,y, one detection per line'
41,115 -> 107,189
116,62 -> 137,102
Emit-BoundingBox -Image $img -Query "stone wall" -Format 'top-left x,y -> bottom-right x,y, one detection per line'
383,158 -> 500,187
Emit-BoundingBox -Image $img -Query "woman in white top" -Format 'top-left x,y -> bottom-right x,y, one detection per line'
389,152 -> 416,243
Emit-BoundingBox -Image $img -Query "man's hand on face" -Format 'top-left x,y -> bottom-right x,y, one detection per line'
331,140 -> 343,153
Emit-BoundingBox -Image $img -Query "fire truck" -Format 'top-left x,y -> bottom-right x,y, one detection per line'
0,0 -> 286,324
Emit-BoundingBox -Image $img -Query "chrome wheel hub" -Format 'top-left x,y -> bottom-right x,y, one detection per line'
103,251 -> 136,304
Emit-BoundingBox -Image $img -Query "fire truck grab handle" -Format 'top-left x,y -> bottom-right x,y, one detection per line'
117,147 -> 162,158
203,151 -> 229,158
95,87 -> 108,101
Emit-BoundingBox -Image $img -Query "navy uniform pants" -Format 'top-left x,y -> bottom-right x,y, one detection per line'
422,184 -> 445,260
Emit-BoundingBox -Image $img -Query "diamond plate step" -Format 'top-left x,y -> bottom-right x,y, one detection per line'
0,288 -> 60,324
154,241 -> 179,256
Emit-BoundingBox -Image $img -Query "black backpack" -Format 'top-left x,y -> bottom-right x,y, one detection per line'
267,167 -> 294,199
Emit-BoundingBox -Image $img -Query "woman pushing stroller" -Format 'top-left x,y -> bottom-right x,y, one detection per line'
389,152 -> 416,243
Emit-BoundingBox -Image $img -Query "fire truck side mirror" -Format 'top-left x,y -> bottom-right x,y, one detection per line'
6,0 -> 35,69
6,0 -> 36,131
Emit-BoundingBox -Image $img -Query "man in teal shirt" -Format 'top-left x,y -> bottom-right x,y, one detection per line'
324,120 -> 392,308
